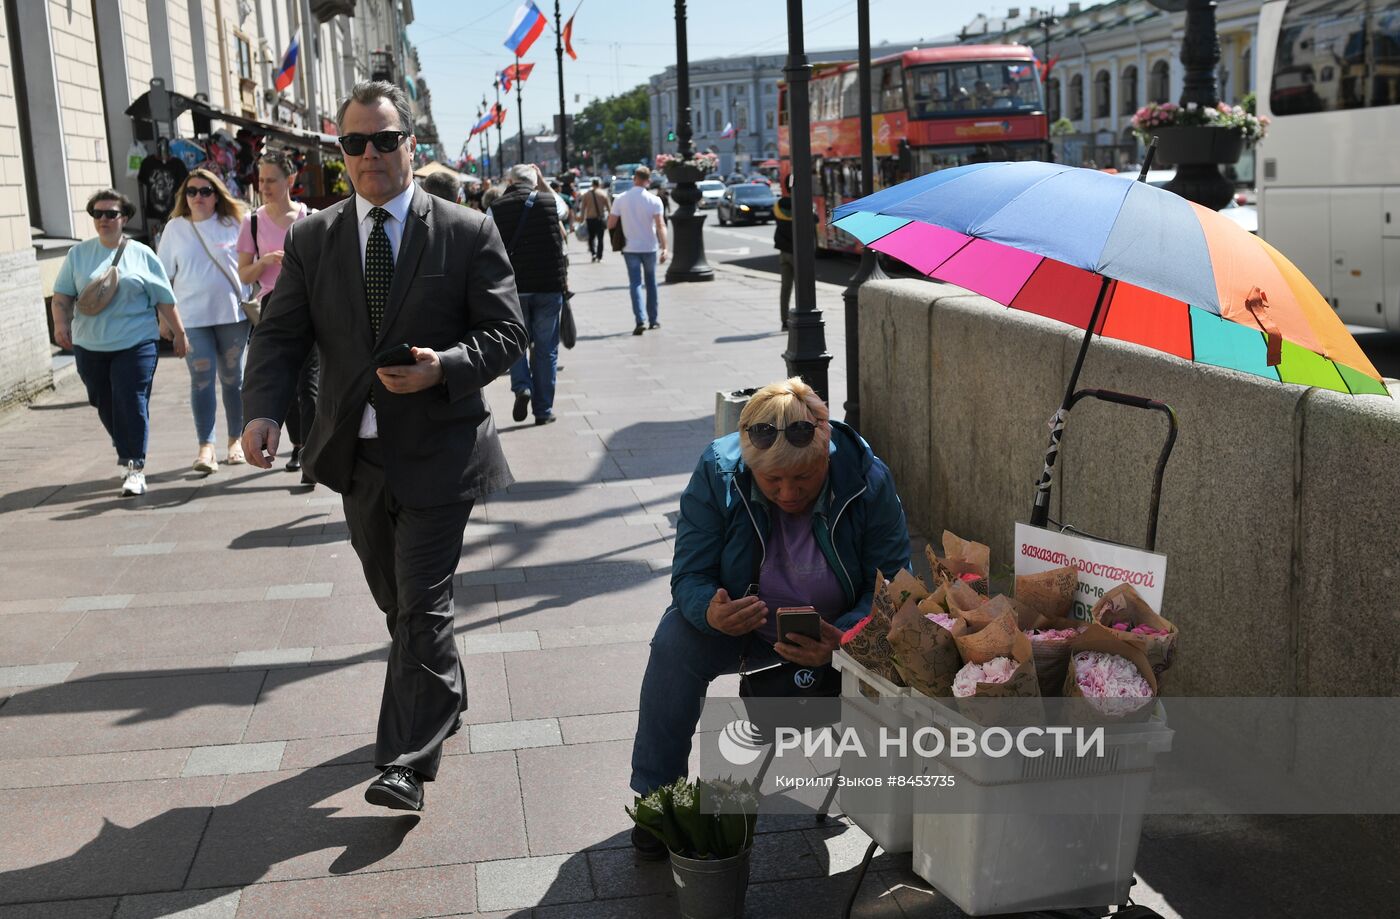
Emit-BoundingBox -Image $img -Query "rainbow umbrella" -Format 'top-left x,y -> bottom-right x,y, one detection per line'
831,160 -> 1388,525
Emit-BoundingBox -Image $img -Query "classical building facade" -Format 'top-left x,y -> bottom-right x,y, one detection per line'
0,0 -> 434,408
966,0 -> 1262,168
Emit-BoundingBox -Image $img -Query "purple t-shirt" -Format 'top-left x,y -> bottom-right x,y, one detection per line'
756,507 -> 847,646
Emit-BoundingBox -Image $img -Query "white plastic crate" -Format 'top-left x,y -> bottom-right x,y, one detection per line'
831,650 -> 916,854
900,690 -> 1173,916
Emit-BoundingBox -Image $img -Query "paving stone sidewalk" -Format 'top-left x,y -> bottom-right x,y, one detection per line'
1,239 -> 1395,919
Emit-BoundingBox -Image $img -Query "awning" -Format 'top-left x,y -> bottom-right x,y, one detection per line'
413,161 -> 461,179
126,88 -> 341,156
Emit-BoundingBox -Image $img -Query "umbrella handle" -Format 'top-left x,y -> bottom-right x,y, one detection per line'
1029,409 -> 1067,528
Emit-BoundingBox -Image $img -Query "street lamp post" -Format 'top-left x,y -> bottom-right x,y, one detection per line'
783,0 -> 831,403
839,0 -> 887,431
665,0 -> 714,283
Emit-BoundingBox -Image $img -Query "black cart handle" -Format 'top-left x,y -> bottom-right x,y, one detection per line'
1060,388 -> 1178,552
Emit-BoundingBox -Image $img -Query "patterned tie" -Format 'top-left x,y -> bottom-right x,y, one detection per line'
365,206 -> 393,337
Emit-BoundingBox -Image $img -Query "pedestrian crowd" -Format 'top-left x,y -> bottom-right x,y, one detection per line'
46,83 -> 903,848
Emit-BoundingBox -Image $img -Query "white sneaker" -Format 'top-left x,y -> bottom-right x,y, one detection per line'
120,462 -> 147,497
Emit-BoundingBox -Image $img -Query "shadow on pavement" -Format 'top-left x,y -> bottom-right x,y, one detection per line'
0,745 -> 417,912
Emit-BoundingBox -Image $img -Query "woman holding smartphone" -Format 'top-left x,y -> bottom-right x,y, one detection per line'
238,149 -> 316,484
627,377 -> 912,859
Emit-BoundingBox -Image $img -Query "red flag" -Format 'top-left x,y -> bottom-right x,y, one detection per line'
494,103 -> 507,127
562,12 -> 577,60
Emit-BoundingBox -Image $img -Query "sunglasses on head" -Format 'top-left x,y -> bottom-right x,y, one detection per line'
338,131 -> 409,156
744,421 -> 817,450
90,208 -> 124,220
184,186 -> 216,198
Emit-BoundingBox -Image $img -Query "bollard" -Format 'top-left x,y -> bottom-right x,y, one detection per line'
715,388 -> 758,438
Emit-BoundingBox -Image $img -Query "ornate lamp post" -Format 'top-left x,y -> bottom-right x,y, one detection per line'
664,0 -> 714,282
1150,0 -> 1239,209
839,0 -> 886,430
783,0 -> 831,402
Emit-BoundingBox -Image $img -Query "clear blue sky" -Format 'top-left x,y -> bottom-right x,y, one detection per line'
408,0 -> 1006,160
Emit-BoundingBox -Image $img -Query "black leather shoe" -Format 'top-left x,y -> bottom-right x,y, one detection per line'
286,445 -> 302,472
512,391 -> 531,423
365,766 -> 423,812
535,415 -> 557,426
648,321 -> 660,330
631,825 -> 667,861
633,324 -> 645,336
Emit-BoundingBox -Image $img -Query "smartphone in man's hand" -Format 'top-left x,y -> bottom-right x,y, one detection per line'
372,343 -> 415,367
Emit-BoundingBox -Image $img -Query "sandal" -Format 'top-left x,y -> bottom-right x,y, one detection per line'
225,437 -> 246,465
193,444 -> 218,474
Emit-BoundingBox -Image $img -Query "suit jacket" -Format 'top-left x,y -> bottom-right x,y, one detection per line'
242,186 -> 528,507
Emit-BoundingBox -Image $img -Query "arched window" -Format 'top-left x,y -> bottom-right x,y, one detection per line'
1094,69 -> 1111,118
1121,65 -> 1138,114
1069,73 -> 1084,120
1047,77 -> 1061,121
1150,60 -> 1170,103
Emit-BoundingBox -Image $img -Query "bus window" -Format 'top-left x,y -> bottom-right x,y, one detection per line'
1271,0 -> 1367,114
841,71 -> 860,119
1374,6 -> 1400,107
908,61 -> 1042,117
878,64 -> 904,112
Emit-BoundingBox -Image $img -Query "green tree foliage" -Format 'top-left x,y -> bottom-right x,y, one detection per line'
570,85 -> 651,171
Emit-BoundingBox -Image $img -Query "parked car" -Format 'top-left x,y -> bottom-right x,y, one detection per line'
723,173 -> 747,186
717,183 -> 776,225
610,176 -> 633,199
697,180 -> 726,209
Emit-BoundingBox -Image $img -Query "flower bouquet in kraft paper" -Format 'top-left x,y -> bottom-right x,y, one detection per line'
949,611 -> 1041,723
925,531 -> 990,597
1015,564 -> 1078,621
841,569 -> 929,686
1026,615 -> 1089,698
1063,622 -> 1158,720
888,591 -> 967,697
1090,583 -> 1178,679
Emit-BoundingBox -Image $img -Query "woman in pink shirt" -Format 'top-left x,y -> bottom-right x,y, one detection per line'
237,149 -> 316,483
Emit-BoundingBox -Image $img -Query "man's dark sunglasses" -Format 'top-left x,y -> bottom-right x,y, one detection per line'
89,208 -> 124,220
338,131 -> 409,155
744,421 -> 817,450
184,186 -> 216,198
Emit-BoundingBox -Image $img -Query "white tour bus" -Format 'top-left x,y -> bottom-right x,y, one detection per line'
1256,0 -> 1400,329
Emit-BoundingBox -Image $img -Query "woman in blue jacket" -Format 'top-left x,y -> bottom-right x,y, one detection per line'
629,377 -> 911,858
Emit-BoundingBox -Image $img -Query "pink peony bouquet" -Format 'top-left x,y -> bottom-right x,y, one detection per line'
1029,627 -> 1080,642
1072,650 -> 1154,716
952,656 -> 1018,698
925,612 -> 958,632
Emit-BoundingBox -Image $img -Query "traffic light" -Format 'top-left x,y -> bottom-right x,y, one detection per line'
667,129 -> 676,142
469,162 -> 478,174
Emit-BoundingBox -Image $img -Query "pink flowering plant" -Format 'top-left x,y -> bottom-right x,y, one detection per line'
925,612 -> 958,632
1071,650 -> 1154,717
654,151 -> 719,173
1131,101 -> 1270,146
952,656 -> 1019,698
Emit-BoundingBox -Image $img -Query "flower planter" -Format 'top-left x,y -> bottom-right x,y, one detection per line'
664,162 -> 707,186
669,847 -> 752,919
1152,126 -> 1244,167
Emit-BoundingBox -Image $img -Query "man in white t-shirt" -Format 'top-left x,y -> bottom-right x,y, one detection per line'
607,166 -> 668,335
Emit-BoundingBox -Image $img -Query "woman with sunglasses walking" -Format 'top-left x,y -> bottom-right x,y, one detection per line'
627,377 -> 911,859
237,150 -> 316,484
51,190 -> 188,497
158,170 -> 251,474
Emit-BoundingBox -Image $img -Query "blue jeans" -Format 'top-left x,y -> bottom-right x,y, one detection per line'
73,340 -> 159,468
622,251 -> 659,326
184,321 -> 250,444
630,608 -> 780,795
509,292 -> 564,420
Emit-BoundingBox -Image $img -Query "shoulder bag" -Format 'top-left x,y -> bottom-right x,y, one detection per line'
190,219 -> 262,325
75,239 -> 129,316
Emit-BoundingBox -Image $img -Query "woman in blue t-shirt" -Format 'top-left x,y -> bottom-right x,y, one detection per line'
51,189 -> 189,497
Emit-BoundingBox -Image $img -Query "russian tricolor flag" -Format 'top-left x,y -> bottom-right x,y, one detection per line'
273,36 -> 299,92
503,1 -> 547,58
470,110 -> 496,137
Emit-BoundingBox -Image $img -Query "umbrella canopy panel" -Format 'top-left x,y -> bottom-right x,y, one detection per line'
833,162 -> 1385,396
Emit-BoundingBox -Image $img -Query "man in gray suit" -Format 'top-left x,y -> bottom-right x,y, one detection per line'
241,82 -> 527,812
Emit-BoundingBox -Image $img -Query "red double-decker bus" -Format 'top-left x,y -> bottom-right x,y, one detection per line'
779,45 -> 1049,252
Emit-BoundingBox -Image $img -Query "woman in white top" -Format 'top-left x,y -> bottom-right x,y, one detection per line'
237,149 -> 317,483
157,169 -> 251,473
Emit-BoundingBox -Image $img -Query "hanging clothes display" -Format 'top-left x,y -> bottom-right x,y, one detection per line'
137,146 -> 188,220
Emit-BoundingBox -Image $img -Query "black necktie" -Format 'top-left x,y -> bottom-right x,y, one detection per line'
365,206 -> 393,337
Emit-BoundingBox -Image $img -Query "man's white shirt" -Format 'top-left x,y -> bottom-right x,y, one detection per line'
355,182 -> 416,438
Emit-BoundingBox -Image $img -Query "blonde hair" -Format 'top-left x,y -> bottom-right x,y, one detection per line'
738,377 -> 831,474
169,168 -> 244,223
